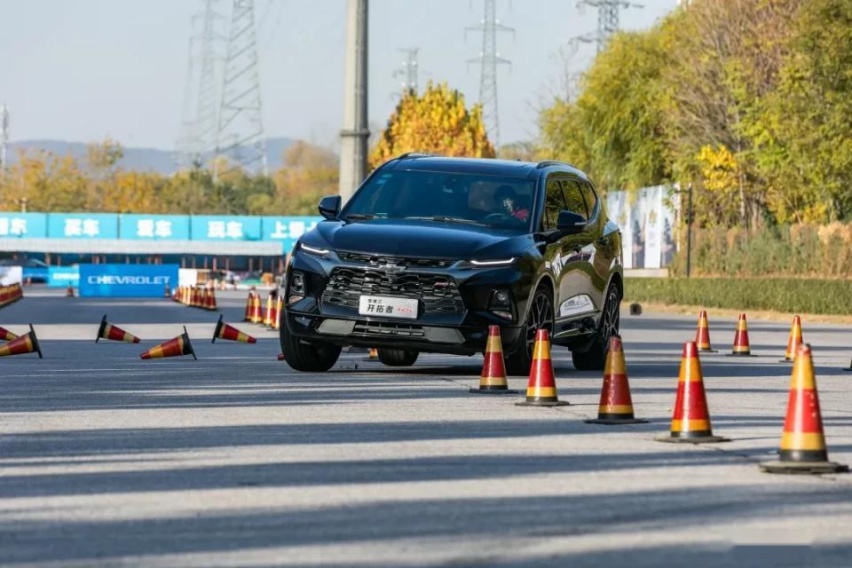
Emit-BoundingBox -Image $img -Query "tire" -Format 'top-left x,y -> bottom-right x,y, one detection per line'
505,287 -> 554,376
377,348 -> 419,367
280,320 -> 342,372
572,284 -> 621,371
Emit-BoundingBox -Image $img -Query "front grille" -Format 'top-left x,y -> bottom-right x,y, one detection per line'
337,251 -> 454,269
322,267 -> 465,314
351,321 -> 426,338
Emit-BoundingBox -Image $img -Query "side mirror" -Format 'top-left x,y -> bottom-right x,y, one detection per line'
556,210 -> 586,235
318,195 -> 341,220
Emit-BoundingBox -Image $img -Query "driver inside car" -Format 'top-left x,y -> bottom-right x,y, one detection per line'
494,185 -> 530,222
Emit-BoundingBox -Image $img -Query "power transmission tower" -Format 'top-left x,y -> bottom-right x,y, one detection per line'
576,0 -> 642,54
0,104 -> 9,172
178,0 -> 226,170
392,48 -> 419,96
466,0 -> 513,147
216,0 -> 268,176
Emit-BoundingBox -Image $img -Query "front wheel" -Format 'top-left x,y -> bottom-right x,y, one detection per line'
572,285 -> 621,371
280,320 -> 342,372
505,287 -> 554,376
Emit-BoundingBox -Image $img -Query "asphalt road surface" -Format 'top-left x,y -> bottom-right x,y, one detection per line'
1,288 -> 851,567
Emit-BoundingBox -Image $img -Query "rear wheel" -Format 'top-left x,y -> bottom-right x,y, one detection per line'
505,287 -> 554,376
377,348 -> 419,367
280,321 -> 342,372
572,285 -> 620,371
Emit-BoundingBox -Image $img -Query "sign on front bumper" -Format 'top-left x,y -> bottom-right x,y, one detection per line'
358,295 -> 418,319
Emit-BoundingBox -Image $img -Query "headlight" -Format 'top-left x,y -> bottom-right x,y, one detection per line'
468,258 -> 516,267
299,243 -> 331,257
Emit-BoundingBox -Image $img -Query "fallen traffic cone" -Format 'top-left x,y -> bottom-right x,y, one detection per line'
585,335 -> 647,424
695,310 -> 716,352
0,324 -> 43,359
96,315 -> 141,343
760,344 -> 848,474
140,326 -> 197,360
277,352 -> 285,361
656,341 -> 728,443
471,325 -> 517,394
66,285 -> 75,297
363,347 -> 379,362
780,315 -> 803,363
0,325 -> 18,341
516,329 -> 569,407
727,313 -> 755,356
212,314 -> 257,344
243,292 -> 255,322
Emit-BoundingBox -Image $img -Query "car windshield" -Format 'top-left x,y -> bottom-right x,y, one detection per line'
342,169 -> 535,231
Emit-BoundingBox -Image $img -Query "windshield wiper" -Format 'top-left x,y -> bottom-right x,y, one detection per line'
343,213 -> 377,222
405,216 -> 484,226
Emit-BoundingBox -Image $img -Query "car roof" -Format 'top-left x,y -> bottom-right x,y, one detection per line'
387,154 -> 589,181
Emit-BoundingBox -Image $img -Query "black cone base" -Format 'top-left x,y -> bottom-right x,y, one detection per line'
515,400 -> 570,407
586,417 -> 649,425
655,434 -> 730,444
759,461 -> 848,475
470,387 -> 519,395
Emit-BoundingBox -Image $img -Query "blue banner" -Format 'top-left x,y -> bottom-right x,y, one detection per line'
78,264 -> 178,297
47,266 -> 80,287
47,213 -> 119,239
261,216 -> 321,252
0,213 -> 48,238
190,216 -> 262,241
119,214 -> 190,240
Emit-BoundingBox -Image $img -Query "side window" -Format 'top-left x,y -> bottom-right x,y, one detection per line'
561,179 -> 589,220
579,181 -> 598,220
542,175 -> 566,230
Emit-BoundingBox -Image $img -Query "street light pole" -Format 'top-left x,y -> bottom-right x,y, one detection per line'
685,182 -> 693,278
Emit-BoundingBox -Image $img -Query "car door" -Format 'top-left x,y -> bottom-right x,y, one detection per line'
579,179 -> 620,301
542,174 -> 601,338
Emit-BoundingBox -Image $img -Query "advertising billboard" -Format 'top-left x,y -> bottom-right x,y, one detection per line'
78,264 -> 179,298
0,213 -> 48,238
47,266 -> 80,287
47,213 -> 120,239
119,214 -> 191,240
261,216 -> 321,253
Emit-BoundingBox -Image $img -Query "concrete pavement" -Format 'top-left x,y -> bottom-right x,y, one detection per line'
0,288 -> 851,567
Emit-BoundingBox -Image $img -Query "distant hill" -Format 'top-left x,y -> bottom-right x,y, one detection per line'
7,137 -> 297,175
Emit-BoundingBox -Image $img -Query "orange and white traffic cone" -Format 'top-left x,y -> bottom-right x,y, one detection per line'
656,341 -> 728,443
273,294 -> 284,330
780,315 -> 803,363
585,335 -> 647,424
205,288 -> 218,311
243,292 -> 255,322
695,310 -> 716,353
471,325 -> 517,394
212,314 -> 257,344
516,329 -> 569,407
728,313 -> 754,356
140,327 -> 197,360
96,315 -> 141,343
0,324 -> 43,359
0,325 -> 18,342
250,294 -> 264,324
760,344 -> 848,474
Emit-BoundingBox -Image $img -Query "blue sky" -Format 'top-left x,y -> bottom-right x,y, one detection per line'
1,0 -> 678,150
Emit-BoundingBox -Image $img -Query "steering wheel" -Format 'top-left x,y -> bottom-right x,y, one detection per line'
482,212 -> 515,223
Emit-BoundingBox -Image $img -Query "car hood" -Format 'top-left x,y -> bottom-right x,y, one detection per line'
308,219 -> 530,260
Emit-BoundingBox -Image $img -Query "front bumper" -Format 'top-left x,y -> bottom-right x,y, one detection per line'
284,249 -> 533,355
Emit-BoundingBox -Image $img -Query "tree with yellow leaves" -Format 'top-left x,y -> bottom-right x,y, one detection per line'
369,82 -> 495,169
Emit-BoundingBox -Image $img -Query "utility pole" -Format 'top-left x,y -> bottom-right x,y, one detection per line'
338,0 -> 369,203
392,48 -> 419,96
576,0 -> 642,54
178,0 -> 226,170
216,0 -> 268,177
0,104 -> 8,172
466,0 -> 513,148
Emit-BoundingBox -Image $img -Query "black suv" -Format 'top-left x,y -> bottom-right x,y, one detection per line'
281,154 -> 623,374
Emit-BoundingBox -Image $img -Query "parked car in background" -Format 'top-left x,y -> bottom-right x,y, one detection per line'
281,154 -> 623,375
